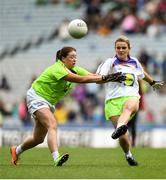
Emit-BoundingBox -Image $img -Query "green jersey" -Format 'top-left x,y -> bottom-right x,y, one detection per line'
32,60 -> 89,105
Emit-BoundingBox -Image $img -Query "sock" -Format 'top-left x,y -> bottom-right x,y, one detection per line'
125,150 -> 132,158
16,145 -> 23,156
52,151 -> 59,161
117,122 -> 125,128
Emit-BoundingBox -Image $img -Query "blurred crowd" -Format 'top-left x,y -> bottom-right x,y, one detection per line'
55,0 -> 166,38
84,0 -> 166,37
35,0 -> 166,39
2,0 -> 166,58
0,0 -> 166,128
0,47 -> 166,128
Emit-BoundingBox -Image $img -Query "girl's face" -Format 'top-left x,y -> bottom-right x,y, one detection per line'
115,41 -> 130,61
62,50 -> 77,69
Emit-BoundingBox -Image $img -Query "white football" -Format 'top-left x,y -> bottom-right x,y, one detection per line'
68,19 -> 88,39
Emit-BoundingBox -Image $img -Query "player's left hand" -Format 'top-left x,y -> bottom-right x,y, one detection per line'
150,80 -> 164,90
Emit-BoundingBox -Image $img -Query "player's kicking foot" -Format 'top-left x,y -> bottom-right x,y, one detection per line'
10,146 -> 19,165
126,156 -> 138,166
111,125 -> 128,139
54,153 -> 69,166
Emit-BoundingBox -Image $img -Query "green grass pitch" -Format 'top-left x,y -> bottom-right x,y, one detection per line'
1,146 -> 166,179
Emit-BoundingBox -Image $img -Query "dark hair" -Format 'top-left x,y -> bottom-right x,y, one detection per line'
56,46 -> 76,61
56,50 -> 61,60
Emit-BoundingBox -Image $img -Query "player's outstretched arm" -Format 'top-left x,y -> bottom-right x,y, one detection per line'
63,72 -> 126,83
143,71 -> 164,90
64,72 -> 103,83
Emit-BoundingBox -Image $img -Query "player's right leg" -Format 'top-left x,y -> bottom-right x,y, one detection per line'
112,98 -> 139,139
111,124 -> 128,139
54,153 -> 69,166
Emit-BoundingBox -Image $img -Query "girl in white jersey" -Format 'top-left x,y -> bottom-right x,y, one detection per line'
97,36 -> 163,166
10,46 -> 125,167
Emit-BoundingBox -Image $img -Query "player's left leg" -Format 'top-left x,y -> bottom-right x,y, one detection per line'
21,119 -> 48,150
119,133 -> 138,166
128,112 -> 138,147
10,118 -> 48,165
10,146 -> 19,165
111,116 -> 138,166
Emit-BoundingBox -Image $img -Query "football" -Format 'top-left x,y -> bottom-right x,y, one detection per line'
68,19 -> 88,39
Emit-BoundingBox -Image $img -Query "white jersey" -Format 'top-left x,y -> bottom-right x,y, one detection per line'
96,56 -> 145,102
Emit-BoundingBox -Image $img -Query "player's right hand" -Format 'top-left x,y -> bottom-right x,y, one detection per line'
102,72 -> 126,83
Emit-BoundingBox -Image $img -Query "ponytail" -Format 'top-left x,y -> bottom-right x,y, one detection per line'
56,50 -> 61,61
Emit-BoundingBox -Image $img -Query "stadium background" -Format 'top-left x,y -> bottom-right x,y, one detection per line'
0,0 -> 166,148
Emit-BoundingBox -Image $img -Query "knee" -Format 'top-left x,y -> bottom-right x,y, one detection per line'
47,119 -> 57,131
125,104 -> 138,114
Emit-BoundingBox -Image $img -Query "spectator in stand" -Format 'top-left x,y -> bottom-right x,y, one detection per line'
82,98 -> 94,121
0,99 -> 13,127
159,0 -> 166,17
0,100 -> 4,127
138,47 -> 151,70
18,97 -> 31,127
0,111 -> 3,127
71,84 -> 87,120
0,75 -> 11,91
121,9 -> 138,34
160,54 -> 166,94
146,17 -> 162,37
58,19 -> 70,41
54,101 -> 68,124
0,99 -> 12,117
65,0 -> 81,9
161,105 -> 166,123
85,83 -> 100,106
144,0 -> 160,17
84,0 -> 102,31
162,54 -> 166,81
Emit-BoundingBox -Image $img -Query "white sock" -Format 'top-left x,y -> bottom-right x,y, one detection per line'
16,145 -> 23,156
125,150 -> 132,158
117,122 -> 125,128
52,151 -> 59,161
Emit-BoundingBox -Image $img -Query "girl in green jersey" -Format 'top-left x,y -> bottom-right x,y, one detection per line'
10,46 -> 126,166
